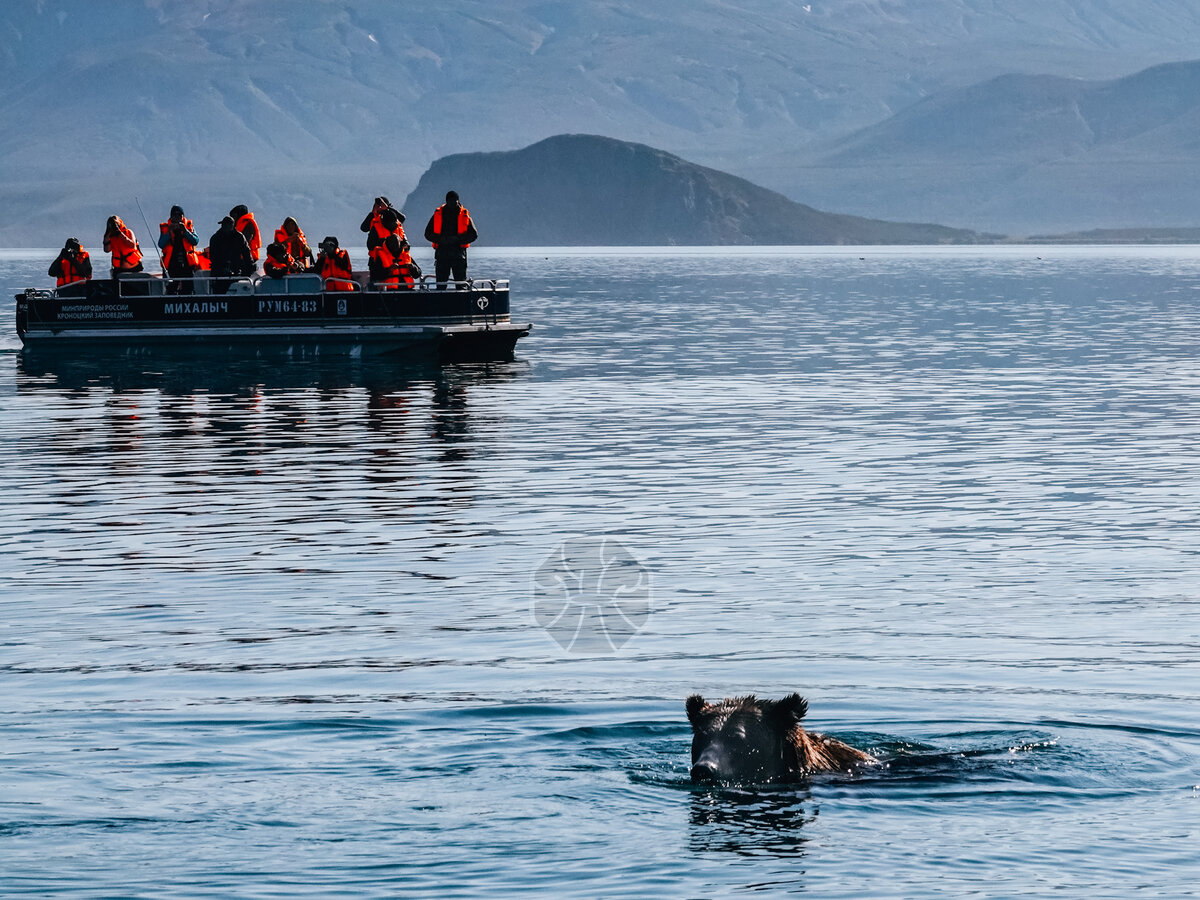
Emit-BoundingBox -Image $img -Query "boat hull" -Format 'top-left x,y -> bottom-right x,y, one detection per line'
16,273 -> 531,362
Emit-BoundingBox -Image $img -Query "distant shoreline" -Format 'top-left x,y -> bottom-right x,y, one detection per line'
1011,228 -> 1200,244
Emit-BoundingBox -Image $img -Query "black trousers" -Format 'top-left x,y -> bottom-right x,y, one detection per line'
435,256 -> 467,286
166,266 -> 194,295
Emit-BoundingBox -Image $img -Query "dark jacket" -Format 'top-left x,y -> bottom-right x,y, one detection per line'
424,203 -> 478,260
49,248 -> 93,284
158,218 -> 199,275
208,225 -> 255,278
360,201 -> 404,235
264,241 -> 294,277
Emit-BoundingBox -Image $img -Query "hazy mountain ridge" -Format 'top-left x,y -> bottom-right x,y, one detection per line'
824,61 -> 1200,165
8,0 -> 1200,243
761,59 -> 1200,232
403,135 -> 994,245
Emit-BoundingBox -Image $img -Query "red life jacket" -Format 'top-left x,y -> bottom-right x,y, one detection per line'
281,223 -> 311,268
396,246 -> 417,289
370,241 -> 414,289
106,219 -> 143,271
235,211 -> 261,260
160,217 -> 200,271
370,214 -> 405,245
264,228 -> 294,277
195,247 -> 212,271
55,248 -> 91,286
318,248 -> 355,291
431,205 -> 471,249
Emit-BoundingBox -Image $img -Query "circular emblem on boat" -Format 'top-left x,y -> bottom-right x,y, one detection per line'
476,296 -> 489,310
337,298 -> 348,316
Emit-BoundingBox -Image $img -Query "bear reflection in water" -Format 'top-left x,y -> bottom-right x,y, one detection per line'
688,786 -> 815,858
687,693 -> 877,784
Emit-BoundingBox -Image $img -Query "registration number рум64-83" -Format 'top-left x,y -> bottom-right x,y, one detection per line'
257,299 -> 319,314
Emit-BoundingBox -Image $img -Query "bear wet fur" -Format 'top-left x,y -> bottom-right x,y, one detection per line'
686,693 -> 875,783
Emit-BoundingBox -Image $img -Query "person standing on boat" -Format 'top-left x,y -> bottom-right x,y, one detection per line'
280,217 -> 315,272
48,237 -> 93,287
207,216 -> 255,295
362,207 -> 400,282
229,204 -> 262,267
158,205 -> 200,294
366,208 -> 404,284
103,216 -> 143,277
424,190 -> 477,288
362,196 -> 405,252
316,236 -> 356,291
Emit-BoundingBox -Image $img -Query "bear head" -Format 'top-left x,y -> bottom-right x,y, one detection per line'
686,693 -> 809,784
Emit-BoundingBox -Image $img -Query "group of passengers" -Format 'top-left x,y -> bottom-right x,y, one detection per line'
49,192 -> 478,295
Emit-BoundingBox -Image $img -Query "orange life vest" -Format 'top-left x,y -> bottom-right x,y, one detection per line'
107,219 -> 143,271
195,247 -> 212,271
55,248 -> 91,286
431,205 -> 471,250
264,228 -> 294,277
370,214 -> 405,245
282,224 -> 311,267
398,247 -> 417,288
160,217 -> 200,271
369,241 -> 415,289
235,212 -> 261,261
318,248 -> 355,291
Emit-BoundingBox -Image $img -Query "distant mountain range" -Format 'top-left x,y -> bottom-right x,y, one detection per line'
403,135 -> 993,245
8,1 -> 1200,243
755,60 -> 1200,233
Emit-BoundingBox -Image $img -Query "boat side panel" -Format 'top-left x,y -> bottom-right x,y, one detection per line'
16,279 -> 527,361
20,283 -> 511,332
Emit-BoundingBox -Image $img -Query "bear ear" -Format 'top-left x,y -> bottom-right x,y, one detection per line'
771,693 -> 808,725
686,694 -> 707,724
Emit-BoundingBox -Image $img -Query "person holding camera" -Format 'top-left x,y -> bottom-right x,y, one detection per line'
361,196 -> 405,253
315,236 -> 356,291
280,217 -> 315,272
48,237 -> 93,287
158,205 -> 200,294
103,215 -> 144,277
263,228 -> 298,278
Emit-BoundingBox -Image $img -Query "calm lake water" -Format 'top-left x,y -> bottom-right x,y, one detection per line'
2,246 -> 1199,897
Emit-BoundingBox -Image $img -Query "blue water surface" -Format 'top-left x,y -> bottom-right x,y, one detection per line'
1,246 -> 1198,897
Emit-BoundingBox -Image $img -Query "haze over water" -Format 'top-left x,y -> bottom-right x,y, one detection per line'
2,247 -> 1198,897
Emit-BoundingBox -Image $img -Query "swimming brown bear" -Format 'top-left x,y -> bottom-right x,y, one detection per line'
686,693 -> 876,783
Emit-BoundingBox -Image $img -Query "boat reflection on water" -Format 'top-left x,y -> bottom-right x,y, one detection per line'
15,346 -> 530,473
